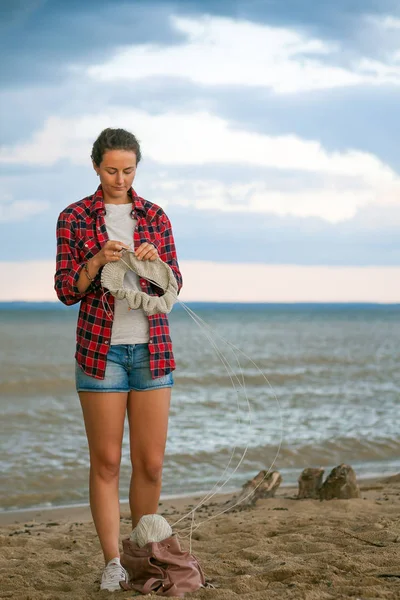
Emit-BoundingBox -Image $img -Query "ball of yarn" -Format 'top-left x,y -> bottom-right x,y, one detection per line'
130,514 -> 172,547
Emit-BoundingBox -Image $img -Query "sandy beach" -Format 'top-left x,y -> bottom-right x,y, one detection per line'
1,474 -> 399,599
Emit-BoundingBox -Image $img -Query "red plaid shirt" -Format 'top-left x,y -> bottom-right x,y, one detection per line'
54,185 -> 183,380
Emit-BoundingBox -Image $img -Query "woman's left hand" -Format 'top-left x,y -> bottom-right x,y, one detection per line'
134,242 -> 159,261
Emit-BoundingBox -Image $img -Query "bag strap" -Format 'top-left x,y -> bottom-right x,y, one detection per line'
142,576 -> 166,595
119,577 -> 165,594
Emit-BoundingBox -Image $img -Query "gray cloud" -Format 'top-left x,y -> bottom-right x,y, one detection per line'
0,0 -> 48,27
0,160 -> 399,266
5,70 -> 398,171
0,1 -> 183,88
81,76 -> 400,171
168,205 -> 400,266
2,0 -> 400,89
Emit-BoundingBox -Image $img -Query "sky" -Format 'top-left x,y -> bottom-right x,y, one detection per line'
1,0 -> 400,302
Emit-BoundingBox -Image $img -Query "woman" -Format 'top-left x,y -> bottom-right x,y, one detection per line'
54,128 -> 182,591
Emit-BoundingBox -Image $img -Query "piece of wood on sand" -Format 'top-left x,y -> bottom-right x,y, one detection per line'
319,463 -> 360,500
227,470 -> 282,510
297,467 -> 325,499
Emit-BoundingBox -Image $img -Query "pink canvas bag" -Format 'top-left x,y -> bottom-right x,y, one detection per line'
120,533 -> 206,597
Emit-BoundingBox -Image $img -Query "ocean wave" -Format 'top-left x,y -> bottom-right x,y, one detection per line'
166,437 -> 400,467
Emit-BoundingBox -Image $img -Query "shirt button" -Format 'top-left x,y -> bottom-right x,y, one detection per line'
141,282 -> 146,286
149,339 -> 152,344
105,341 -> 109,345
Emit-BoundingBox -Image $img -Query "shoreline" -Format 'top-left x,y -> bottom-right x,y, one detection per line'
0,489 -> 239,527
2,471 -> 397,526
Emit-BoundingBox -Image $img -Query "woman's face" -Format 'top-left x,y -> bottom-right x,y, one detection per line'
94,149 -> 137,202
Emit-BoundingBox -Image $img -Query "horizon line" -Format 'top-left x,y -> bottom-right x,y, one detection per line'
1,300 -> 399,307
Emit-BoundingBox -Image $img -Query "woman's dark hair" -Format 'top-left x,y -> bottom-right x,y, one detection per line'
91,128 -> 142,166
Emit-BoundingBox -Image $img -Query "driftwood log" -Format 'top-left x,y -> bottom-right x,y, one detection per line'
227,470 -> 282,510
319,464 -> 360,500
298,467 -> 325,499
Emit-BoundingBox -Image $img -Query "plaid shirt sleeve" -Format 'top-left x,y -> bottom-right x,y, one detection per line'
54,212 -> 94,305
158,212 -> 183,293
145,209 -> 182,379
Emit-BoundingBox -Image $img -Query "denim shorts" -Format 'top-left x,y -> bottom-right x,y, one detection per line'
75,343 -> 174,393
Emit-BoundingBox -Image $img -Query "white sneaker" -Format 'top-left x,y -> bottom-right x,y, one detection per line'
100,556 -> 128,592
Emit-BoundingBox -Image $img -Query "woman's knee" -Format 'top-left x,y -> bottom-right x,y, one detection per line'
132,456 -> 164,483
90,451 -> 121,482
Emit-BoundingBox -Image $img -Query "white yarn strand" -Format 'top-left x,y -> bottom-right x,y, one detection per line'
172,302 -> 283,537
171,302 -> 252,517
102,257 -> 284,538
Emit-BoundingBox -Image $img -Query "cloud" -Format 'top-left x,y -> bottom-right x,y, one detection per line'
149,178 -> 392,222
374,15 -> 400,29
1,162 -> 400,266
167,204 -> 400,266
0,192 -> 50,223
3,0 -> 400,90
85,14 -> 400,93
1,109 -> 399,223
0,0 -> 48,27
0,1 -> 184,88
0,201 -> 50,223
86,15 -> 358,94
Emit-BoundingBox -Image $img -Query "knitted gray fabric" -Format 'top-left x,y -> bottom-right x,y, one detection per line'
100,252 -> 178,316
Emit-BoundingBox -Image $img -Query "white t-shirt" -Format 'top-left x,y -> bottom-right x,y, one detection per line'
104,203 -> 150,345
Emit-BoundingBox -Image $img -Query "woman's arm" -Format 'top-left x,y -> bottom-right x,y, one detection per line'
54,213 -> 100,305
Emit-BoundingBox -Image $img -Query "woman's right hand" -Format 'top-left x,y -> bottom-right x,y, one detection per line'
91,240 -> 130,268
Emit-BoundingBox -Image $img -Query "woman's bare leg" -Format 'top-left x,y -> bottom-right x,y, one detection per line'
79,391 -> 127,563
127,388 -> 171,528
